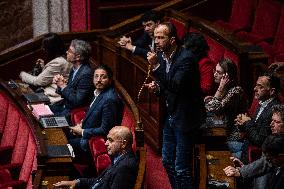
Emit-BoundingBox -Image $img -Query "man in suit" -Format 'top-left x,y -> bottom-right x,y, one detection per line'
118,10 -> 161,59
68,64 -> 123,155
224,104 -> 284,189
235,73 -> 280,147
224,134 -> 284,189
145,23 -> 204,189
49,39 -> 94,120
53,126 -> 138,189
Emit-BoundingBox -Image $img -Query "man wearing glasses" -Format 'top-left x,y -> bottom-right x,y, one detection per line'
50,39 -> 94,120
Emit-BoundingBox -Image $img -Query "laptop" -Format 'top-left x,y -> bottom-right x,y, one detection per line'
29,103 -> 69,128
40,116 -> 69,128
23,92 -> 50,104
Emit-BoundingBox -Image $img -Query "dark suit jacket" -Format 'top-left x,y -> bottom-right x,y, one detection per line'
78,151 -> 138,189
133,32 -> 152,59
153,46 -> 204,131
82,87 -> 123,140
56,64 -> 94,109
242,98 -> 279,146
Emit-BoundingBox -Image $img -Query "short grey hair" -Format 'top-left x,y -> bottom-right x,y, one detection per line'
71,39 -> 92,64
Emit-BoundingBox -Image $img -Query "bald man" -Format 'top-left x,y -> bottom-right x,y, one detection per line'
54,126 -> 138,189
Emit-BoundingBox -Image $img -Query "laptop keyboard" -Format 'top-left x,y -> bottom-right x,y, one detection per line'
40,117 -> 69,128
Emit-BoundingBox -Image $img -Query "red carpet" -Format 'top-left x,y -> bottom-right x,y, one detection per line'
145,144 -> 171,189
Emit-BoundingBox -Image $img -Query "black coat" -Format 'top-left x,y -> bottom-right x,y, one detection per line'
153,46 -> 204,131
78,151 -> 138,189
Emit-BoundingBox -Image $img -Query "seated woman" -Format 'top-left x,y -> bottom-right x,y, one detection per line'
19,33 -> 72,104
204,58 -> 247,158
183,32 -> 215,96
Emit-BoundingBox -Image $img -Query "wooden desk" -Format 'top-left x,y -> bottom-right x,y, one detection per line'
1,81 -> 72,187
196,144 -> 236,189
206,150 -> 236,189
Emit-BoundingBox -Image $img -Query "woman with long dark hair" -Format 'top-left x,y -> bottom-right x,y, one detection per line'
205,58 -> 247,158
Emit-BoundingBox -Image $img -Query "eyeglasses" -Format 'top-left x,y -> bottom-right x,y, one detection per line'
213,68 -> 224,75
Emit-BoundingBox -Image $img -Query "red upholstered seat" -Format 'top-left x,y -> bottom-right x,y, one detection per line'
71,104 -> 138,176
206,37 -> 225,65
169,18 -> 186,40
0,168 -> 26,189
198,57 -> 215,96
235,0 -> 282,44
258,8 -> 284,64
214,0 -> 257,33
0,92 -> 9,138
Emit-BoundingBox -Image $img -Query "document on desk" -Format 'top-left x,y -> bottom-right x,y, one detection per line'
30,103 -> 54,119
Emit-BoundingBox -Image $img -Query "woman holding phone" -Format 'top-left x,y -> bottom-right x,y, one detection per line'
204,58 -> 247,158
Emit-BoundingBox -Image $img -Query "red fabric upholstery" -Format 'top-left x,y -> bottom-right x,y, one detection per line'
214,0 -> 257,33
121,106 -> 136,152
89,137 -> 108,157
70,106 -> 87,125
198,57 -> 215,96
258,8 -> 284,64
235,0 -> 282,44
0,92 -> 9,136
1,103 -> 20,147
169,18 -> 186,40
247,97 -> 259,117
206,36 -> 225,65
0,168 -> 26,189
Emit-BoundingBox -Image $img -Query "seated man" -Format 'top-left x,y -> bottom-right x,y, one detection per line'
54,126 -> 138,189
235,73 -> 280,155
49,39 -> 94,120
118,10 -> 161,59
68,64 -> 123,155
224,134 -> 284,189
224,104 -> 284,189
19,33 -> 72,104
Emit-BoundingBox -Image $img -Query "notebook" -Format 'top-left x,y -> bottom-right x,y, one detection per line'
23,92 -> 50,104
47,144 -> 75,158
40,116 -> 69,128
31,103 -> 54,119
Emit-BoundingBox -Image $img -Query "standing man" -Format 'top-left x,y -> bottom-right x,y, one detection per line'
54,126 -> 138,189
145,23 -> 204,189
68,64 -> 123,156
118,10 -> 161,59
235,73 -> 280,148
50,39 -> 94,119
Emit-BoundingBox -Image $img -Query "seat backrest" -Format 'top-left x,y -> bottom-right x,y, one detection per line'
229,0 -> 257,30
198,57 -> 215,96
169,18 -> 186,40
0,92 -> 9,135
273,7 -> 284,54
1,102 -> 21,148
251,0 -> 282,39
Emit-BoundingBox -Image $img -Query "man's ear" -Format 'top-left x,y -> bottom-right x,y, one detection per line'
270,87 -> 276,96
170,37 -> 176,45
75,54 -> 80,62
